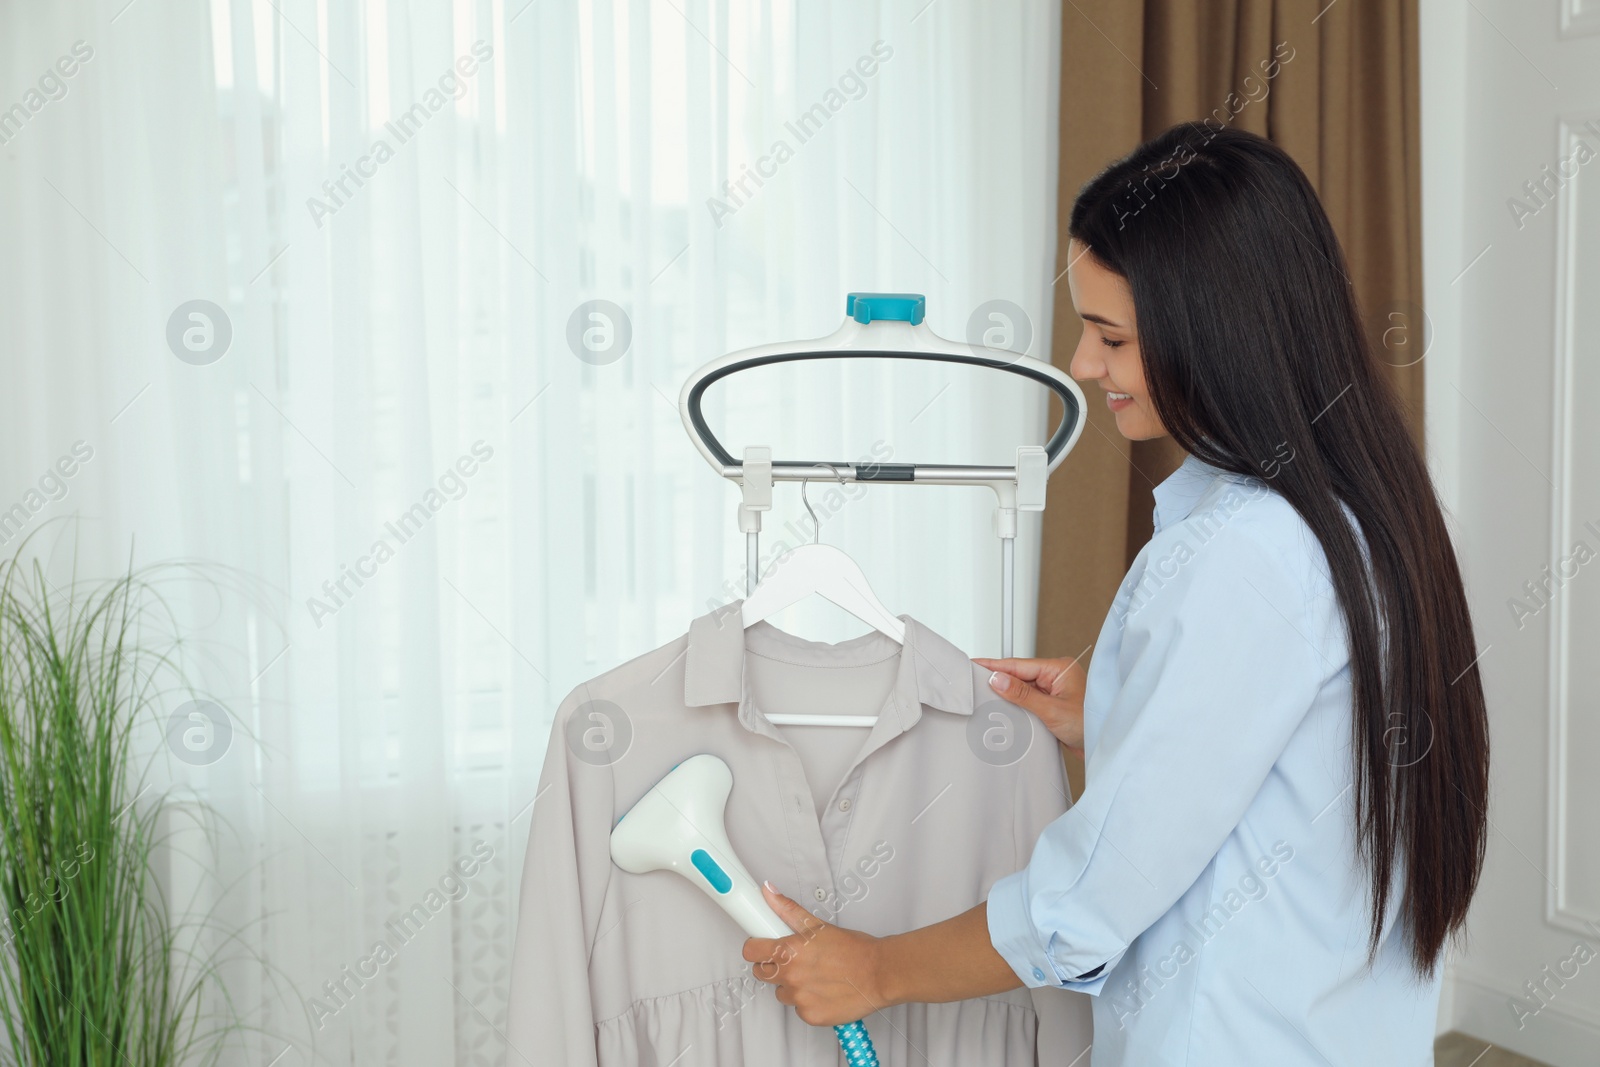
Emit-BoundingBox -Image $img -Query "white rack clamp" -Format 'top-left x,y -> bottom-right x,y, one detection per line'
739,446 -> 773,595
679,293 -> 1087,657
992,444 -> 1049,661
994,444 -> 1049,537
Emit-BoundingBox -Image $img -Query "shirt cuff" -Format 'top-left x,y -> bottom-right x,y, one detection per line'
985,868 -> 1117,995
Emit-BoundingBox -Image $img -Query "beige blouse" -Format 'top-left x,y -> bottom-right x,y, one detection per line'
506,601 -> 1091,1065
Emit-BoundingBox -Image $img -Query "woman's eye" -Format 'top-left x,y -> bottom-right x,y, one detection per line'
1101,337 -> 1124,348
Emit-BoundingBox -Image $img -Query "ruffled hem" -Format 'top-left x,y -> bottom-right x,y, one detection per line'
595,977 -> 1039,1066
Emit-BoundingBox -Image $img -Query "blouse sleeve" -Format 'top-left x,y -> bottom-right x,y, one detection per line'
1008,712 -> 1095,1053
506,686 -> 613,1064
985,521 -> 1333,993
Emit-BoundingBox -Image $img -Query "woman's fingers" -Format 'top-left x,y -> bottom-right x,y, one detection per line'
743,936 -> 779,964
975,656 -> 1075,696
976,655 -> 1086,696
743,934 -> 796,977
985,667 -> 1058,716
976,657 -> 1086,753
762,880 -> 827,937
744,883 -> 830,984
973,656 -> 1050,683
743,884 -> 887,1027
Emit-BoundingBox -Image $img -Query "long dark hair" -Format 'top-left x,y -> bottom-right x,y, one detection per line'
1070,123 -> 1489,975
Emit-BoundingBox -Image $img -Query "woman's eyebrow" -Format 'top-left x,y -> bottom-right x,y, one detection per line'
1079,311 -> 1124,328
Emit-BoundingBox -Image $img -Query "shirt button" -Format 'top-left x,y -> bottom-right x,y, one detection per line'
838,798 -> 852,812
1032,967 -> 1045,981
814,887 -> 828,901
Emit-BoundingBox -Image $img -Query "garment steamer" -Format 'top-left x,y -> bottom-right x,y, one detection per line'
610,755 -> 880,1065
611,294 -> 1086,1065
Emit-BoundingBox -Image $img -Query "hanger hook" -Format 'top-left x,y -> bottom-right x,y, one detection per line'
801,478 -> 819,544
800,464 -> 850,545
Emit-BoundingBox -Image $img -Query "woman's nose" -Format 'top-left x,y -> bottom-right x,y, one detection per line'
1068,337 -> 1101,383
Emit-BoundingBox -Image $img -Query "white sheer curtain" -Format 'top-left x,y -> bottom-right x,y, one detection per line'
0,0 -> 1062,1063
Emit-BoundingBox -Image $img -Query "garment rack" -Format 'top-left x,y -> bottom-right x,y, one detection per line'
677,293 -> 1087,659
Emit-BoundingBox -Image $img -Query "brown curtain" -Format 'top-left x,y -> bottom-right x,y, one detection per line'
1037,0 -> 1425,796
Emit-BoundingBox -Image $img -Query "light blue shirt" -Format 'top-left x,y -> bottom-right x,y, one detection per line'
986,453 -> 1440,1065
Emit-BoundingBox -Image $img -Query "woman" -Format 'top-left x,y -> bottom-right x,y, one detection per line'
742,123 -> 1490,1063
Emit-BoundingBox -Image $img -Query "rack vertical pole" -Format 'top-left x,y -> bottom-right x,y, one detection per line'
1001,536 -> 1014,658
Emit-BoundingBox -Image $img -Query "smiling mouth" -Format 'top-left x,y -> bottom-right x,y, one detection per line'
1107,391 -> 1132,401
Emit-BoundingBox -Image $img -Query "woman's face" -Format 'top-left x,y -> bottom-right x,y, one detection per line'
1065,238 -> 1168,441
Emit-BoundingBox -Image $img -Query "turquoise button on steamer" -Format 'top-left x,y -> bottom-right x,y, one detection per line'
845,292 -> 925,325
689,848 -> 733,893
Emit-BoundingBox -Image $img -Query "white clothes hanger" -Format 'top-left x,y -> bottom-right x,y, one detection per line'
741,468 -> 903,728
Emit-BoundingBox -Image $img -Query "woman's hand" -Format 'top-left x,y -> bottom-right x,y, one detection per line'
973,654 -> 1088,757
743,882 -> 891,1027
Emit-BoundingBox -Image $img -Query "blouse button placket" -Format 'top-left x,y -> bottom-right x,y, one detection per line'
771,737 -> 835,909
